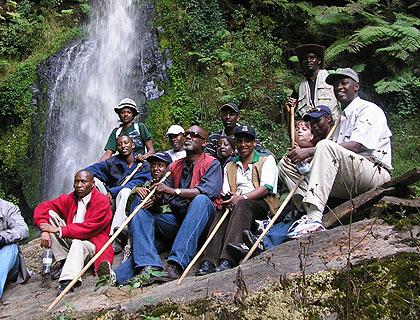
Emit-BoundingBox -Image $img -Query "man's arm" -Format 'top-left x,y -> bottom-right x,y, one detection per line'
60,196 -> 112,240
85,160 -> 110,185
0,202 -> 29,245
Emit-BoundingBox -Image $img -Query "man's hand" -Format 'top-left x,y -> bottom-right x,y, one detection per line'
107,192 -> 113,204
40,231 -> 52,248
283,97 -> 297,114
221,192 -> 243,208
135,187 -> 150,199
135,154 -> 146,162
153,182 -> 174,196
288,147 -> 314,163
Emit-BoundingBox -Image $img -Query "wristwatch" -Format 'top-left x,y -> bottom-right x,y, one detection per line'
242,194 -> 249,200
174,188 -> 181,196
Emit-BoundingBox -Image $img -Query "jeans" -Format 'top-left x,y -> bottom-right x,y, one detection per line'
115,194 -> 215,285
263,219 -> 295,249
0,243 -> 19,298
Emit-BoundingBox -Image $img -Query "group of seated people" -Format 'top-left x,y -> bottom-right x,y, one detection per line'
0,44 -> 393,299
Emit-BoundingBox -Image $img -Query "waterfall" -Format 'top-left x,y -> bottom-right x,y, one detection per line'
39,0 -> 165,200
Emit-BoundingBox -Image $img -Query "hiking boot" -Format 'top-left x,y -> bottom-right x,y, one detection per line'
97,260 -> 117,286
215,259 -> 235,272
195,260 -> 215,276
57,279 -> 81,296
226,243 -> 249,261
50,260 -> 65,280
287,215 -> 325,238
243,230 -> 265,254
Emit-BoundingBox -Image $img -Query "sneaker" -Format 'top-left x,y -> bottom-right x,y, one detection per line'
122,243 -> 132,262
226,242 -> 250,261
97,260 -> 117,285
287,215 -> 326,238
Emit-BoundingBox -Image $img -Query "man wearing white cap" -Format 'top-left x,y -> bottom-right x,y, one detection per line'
287,67 -> 392,238
165,125 -> 186,161
99,98 -> 155,162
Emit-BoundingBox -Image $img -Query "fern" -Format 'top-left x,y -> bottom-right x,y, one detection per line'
326,38 -> 351,62
374,69 -> 420,94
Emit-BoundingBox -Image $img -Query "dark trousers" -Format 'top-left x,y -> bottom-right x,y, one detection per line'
201,199 -> 269,265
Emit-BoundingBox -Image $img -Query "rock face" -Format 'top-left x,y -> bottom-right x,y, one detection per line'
0,219 -> 418,319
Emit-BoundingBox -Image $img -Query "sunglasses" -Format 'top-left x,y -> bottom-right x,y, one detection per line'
183,131 -> 205,140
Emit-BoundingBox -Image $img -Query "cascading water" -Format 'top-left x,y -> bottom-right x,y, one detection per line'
39,0 -> 165,200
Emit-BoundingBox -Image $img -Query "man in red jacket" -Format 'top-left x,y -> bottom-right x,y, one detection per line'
34,170 -> 114,293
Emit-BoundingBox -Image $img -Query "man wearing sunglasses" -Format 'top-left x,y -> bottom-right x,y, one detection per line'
106,125 -> 222,285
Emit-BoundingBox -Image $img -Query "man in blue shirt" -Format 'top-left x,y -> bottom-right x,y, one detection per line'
85,135 -> 151,240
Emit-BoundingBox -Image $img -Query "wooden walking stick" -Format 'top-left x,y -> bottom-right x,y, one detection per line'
120,161 -> 143,186
47,171 -> 171,311
290,105 -> 295,146
241,119 -> 340,264
177,207 -> 230,285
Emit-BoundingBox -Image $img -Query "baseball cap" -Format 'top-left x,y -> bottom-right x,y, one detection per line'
303,105 -> 333,121
114,98 -> 139,116
165,125 -> 185,138
220,102 -> 240,114
326,68 -> 360,85
234,125 -> 256,139
147,152 -> 172,164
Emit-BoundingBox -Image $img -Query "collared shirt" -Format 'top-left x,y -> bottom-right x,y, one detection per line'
222,151 -> 278,195
73,191 -> 92,223
333,96 -> 392,170
166,149 -> 186,161
164,158 -> 222,214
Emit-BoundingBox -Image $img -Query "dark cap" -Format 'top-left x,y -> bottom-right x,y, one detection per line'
220,102 -> 239,114
325,67 -> 359,85
234,125 -> 256,139
294,44 -> 326,68
147,152 -> 172,164
303,105 -> 332,121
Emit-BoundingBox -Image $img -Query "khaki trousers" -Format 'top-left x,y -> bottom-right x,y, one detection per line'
279,140 -> 391,215
49,210 -> 95,282
94,178 -> 130,235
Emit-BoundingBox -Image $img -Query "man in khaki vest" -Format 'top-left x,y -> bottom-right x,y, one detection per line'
283,44 -> 340,122
195,125 -> 279,275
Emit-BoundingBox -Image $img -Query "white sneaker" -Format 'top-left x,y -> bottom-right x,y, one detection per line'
287,215 -> 326,238
97,260 -> 117,285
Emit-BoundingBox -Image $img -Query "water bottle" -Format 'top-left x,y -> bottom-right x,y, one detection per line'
42,248 -> 53,274
296,161 -> 311,175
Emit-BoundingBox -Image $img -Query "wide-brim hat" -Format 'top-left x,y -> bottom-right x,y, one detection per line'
294,44 -> 326,68
114,98 -> 139,116
147,152 -> 172,164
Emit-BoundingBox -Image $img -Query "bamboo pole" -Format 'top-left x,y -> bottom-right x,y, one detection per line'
176,207 -> 230,285
241,119 -> 340,264
47,171 -> 171,311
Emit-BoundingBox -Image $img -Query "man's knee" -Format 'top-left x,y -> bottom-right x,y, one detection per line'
190,194 -> 212,207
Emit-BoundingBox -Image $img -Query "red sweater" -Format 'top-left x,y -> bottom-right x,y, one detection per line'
33,188 -> 114,272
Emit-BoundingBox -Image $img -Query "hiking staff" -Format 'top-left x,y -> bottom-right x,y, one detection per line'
290,105 -> 295,146
120,161 -> 143,186
176,207 -> 230,285
47,171 -> 171,311
241,120 -> 339,264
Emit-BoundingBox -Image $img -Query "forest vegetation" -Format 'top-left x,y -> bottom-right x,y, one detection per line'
0,0 -> 418,217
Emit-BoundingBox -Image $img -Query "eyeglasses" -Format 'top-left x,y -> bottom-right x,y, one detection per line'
183,131 -> 205,140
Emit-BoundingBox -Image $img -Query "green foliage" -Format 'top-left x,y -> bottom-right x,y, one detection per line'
0,1 -> 82,211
